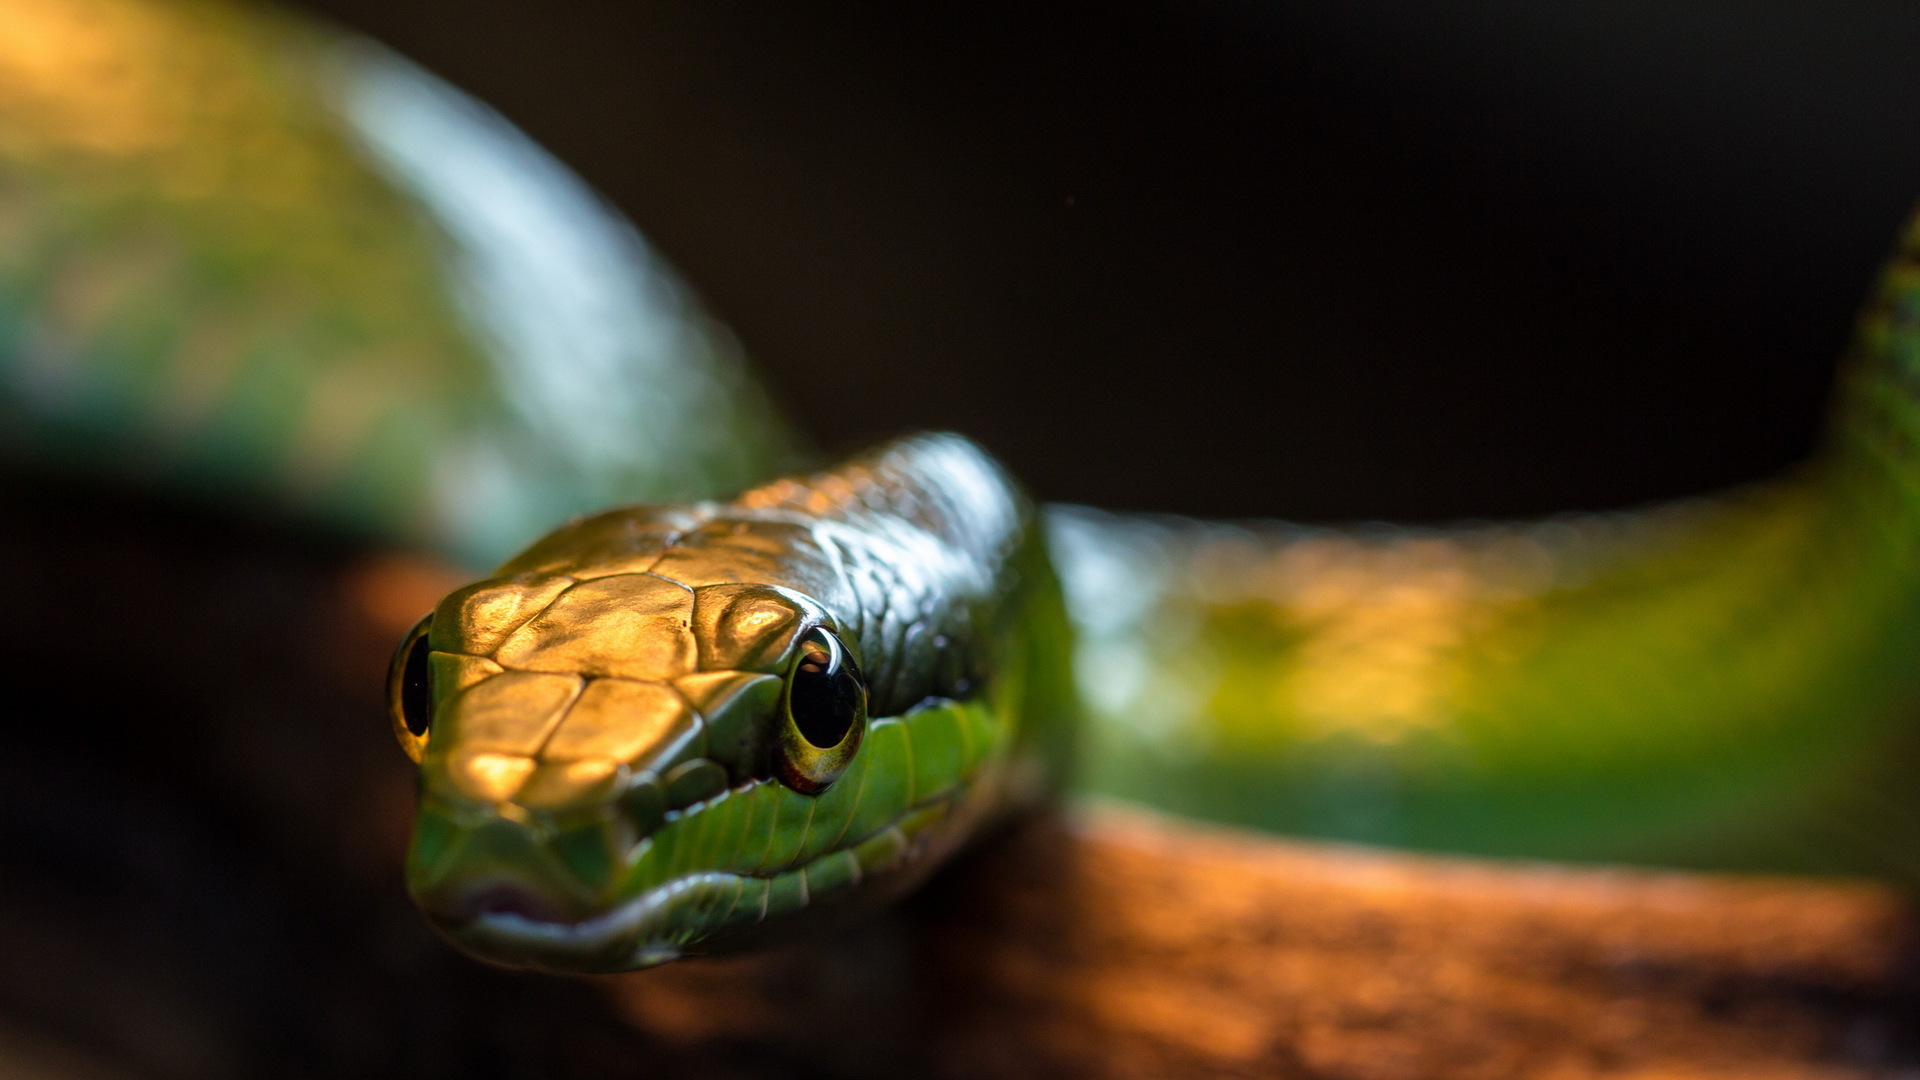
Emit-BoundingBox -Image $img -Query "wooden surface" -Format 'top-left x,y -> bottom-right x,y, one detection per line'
2,476 -> 1918,1079
609,807 -> 1920,1079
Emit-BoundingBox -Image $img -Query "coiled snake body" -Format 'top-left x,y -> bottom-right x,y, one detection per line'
5,0 -> 1920,971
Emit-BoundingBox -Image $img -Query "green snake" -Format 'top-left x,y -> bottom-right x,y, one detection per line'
6,0 -> 1920,973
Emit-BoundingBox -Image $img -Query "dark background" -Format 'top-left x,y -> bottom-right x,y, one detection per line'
295,0 -> 1920,522
14,8 -> 1920,1074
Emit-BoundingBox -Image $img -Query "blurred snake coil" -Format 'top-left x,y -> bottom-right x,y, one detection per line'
5,0 -> 1920,972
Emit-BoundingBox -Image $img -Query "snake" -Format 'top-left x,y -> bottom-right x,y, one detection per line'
5,0 -> 1920,974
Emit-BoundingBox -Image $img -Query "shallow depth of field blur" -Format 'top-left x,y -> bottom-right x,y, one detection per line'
300,0 -> 1920,524
8,3 -> 1920,1078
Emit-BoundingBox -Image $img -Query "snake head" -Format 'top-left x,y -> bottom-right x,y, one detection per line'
385,503 -> 984,972
388,504 -> 857,970
387,437 -> 1036,972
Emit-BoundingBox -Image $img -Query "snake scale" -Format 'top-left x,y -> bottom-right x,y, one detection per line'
5,0 -> 1920,972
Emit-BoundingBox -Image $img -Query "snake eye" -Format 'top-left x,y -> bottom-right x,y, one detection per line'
777,627 -> 867,794
388,614 -> 434,763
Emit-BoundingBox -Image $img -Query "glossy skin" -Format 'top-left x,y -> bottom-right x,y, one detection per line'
1056,234 -> 1920,877
398,436 -> 1074,970
0,0 -> 790,565
8,0 -> 1920,973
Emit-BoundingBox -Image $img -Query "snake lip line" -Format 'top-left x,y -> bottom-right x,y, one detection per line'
452,871 -> 746,967
438,788 -> 970,970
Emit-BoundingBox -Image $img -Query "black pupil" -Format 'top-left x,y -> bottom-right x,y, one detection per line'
401,633 -> 434,738
790,635 -> 861,749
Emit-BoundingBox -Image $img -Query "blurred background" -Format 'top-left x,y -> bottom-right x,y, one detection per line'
12,5 -> 1920,1077
296,0 -> 1920,522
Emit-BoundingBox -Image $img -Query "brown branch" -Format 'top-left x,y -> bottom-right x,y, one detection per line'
608,806 -> 1920,1079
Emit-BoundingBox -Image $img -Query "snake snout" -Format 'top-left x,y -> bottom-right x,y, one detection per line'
432,879 -> 571,928
407,808 -> 613,929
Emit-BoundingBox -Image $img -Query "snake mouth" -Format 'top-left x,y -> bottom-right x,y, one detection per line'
428,879 -> 573,928
441,860 -> 913,973
405,703 -> 999,971
406,807 -> 748,970
416,874 -> 666,970
439,874 -> 766,971
424,847 -> 917,972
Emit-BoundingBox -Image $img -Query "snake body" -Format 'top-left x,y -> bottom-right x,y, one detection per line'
6,0 -> 1920,971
